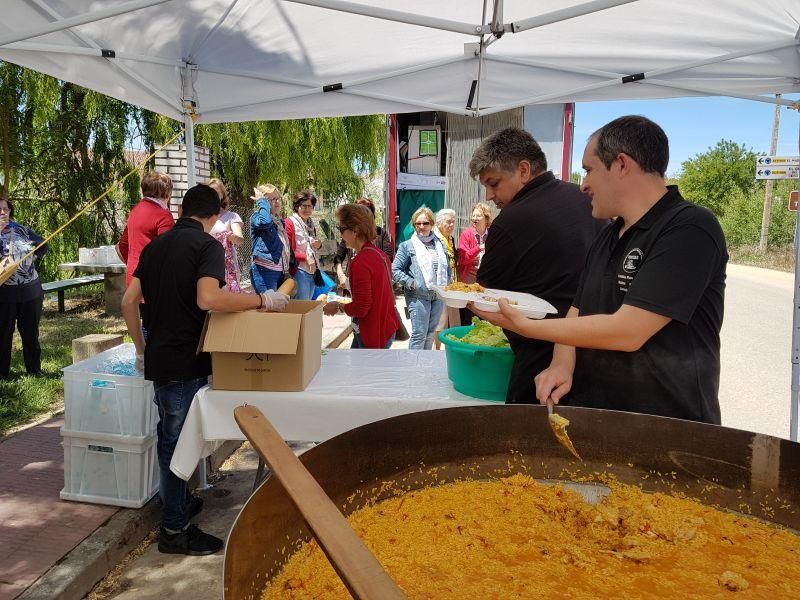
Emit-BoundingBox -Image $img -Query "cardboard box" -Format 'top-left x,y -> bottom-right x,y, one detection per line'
198,301 -> 323,391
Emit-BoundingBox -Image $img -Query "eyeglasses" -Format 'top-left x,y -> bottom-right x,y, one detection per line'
414,221 -> 431,226
337,226 -> 350,234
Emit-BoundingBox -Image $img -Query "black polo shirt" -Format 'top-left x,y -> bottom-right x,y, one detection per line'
134,218 -> 225,383
477,172 -> 606,403
570,186 -> 727,424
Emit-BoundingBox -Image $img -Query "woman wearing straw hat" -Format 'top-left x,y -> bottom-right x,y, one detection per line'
0,198 -> 47,379
249,184 -> 292,293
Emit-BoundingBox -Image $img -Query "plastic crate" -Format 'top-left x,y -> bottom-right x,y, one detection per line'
60,429 -> 159,509
63,343 -> 157,437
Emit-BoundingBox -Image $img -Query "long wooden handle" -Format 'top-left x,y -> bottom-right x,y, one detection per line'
234,405 -> 406,600
278,278 -> 296,297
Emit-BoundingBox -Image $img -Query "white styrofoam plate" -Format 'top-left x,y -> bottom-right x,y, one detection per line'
432,285 -> 557,320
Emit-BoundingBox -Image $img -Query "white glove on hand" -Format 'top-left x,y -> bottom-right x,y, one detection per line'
135,353 -> 145,372
260,291 -> 289,312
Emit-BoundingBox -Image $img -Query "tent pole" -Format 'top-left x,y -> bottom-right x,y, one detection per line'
184,112 -> 196,188
282,0 -> 484,36
0,0 -> 172,47
791,119 -> 800,442
6,41 -> 180,67
508,0 -> 640,33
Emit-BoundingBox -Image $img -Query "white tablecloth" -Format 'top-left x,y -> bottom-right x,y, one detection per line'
170,349 -> 493,480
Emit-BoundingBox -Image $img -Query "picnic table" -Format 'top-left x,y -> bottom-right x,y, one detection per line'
58,262 -> 126,316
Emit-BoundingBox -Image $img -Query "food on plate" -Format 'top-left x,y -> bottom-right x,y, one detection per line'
261,474 -> 800,599
446,317 -> 509,348
445,282 -> 484,293
479,295 -> 518,305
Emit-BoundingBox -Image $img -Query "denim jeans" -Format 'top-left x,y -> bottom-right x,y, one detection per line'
250,264 -> 282,293
405,295 -> 444,350
294,269 -> 316,300
351,332 -> 395,349
153,376 -> 208,531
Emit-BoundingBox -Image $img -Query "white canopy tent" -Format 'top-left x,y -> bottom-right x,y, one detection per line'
2,0 -> 800,436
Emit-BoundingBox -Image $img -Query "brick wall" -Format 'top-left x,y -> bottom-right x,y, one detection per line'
154,144 -> 211,219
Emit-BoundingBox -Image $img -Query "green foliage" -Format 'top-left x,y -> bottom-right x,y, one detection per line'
677,139 -> 797,252
142,114 -> 385,205
678,140 -> 756,217
1,62 -> 386,284
570,171 -> 582,185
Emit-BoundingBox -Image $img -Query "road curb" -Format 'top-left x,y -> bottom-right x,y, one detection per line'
18,440 -> 242,600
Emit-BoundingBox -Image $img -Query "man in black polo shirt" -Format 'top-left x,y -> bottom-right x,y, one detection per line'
470,127 -> 604,404
472,116 -> 727,424
121,184 -> 289,555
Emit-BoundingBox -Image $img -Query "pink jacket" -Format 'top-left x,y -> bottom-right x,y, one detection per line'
457,226 -> 483,282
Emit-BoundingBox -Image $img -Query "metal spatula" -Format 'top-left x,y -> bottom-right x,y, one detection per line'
547,399 -> 582,461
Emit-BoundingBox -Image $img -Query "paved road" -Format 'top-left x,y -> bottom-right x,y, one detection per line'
720,263 -> 794,439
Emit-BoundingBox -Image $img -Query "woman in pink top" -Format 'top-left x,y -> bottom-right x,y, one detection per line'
457,202 -> 492,284
207,178 -> 244,292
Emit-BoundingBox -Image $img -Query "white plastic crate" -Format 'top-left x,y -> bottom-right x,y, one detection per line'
60,429 -> 159,508
63,343 -> 157,437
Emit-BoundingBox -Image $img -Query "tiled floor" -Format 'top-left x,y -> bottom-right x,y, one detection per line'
0,418 -> 117,600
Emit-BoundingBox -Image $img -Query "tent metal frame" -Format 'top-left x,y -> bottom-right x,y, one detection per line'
3,0 -> 800,439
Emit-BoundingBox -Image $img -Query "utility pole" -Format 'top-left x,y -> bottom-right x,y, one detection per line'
758,94 -> 781,253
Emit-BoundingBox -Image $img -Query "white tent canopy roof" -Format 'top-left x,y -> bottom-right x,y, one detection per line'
1,0 -> 798,123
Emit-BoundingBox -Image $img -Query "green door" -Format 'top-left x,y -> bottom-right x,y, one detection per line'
396,190 -> 445,245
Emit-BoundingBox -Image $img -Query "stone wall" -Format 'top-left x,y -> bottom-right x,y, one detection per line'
154,144 -> 211,219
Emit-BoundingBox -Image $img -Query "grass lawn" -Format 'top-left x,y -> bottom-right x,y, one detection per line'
0,286 -> 128,435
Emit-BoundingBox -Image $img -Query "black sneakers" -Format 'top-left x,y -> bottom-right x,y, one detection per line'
158,524 -> 223,555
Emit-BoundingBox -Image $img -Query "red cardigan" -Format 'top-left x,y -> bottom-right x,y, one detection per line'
343,242 -> 398,348
118,198 -> 174,287
457,226 -> 483,282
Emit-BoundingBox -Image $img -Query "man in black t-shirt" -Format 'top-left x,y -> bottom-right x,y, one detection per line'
470,127 -> 604,403
471,116 -> 727,424
121,184 -> 289,556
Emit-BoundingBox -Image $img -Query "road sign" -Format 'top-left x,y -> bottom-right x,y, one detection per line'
790,190 -> 799,212
756,165 -> 800,180
757,155 -> 800,166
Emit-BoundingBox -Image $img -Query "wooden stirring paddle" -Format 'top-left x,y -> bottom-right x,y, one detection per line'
234,405 -> 406,600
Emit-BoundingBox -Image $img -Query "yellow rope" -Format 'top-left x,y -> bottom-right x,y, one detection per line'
0,128 -> 185,284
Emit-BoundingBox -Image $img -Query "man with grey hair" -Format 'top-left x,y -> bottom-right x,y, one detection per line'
470,127 -> 603,404
472,116 -> 727,424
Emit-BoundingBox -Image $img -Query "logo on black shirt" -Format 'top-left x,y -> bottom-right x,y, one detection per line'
622,248 -> 643,274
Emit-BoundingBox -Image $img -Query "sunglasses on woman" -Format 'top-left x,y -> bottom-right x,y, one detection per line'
415,221 -> 431,226
337,226 -> 351,233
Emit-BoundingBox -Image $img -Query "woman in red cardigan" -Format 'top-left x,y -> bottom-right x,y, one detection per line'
322,204 -> 398,349
457,202 -> 493,284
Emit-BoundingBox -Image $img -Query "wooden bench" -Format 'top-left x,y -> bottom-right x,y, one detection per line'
42,275 -> 104,313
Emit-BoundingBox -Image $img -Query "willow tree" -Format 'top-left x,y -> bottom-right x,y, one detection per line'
143,114 -> 386,204
0,62 -> 140,280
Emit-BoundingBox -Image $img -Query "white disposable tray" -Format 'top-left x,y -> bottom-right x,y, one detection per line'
63,344 -> 157,438
60,429 -> 159,509
432,285 -> 557,319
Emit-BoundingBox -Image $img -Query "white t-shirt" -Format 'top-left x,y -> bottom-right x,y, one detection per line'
210,210 -> 243,237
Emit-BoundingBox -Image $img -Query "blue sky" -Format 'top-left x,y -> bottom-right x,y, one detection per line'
571,96 -> 800,178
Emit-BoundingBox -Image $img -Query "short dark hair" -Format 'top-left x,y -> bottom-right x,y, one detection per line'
5,199 -> 14,219
336,204 -> 376,242
293,191 -> 318,212
181,184 -> 220,219
469,127 -> 547,178
591,116 -> 669,177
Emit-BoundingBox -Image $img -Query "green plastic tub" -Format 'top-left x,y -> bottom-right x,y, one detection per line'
438,325 -> 514,402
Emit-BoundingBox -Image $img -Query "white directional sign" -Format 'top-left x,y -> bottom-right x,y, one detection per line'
757,155 -> 800,166
756,156 -> 800,180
